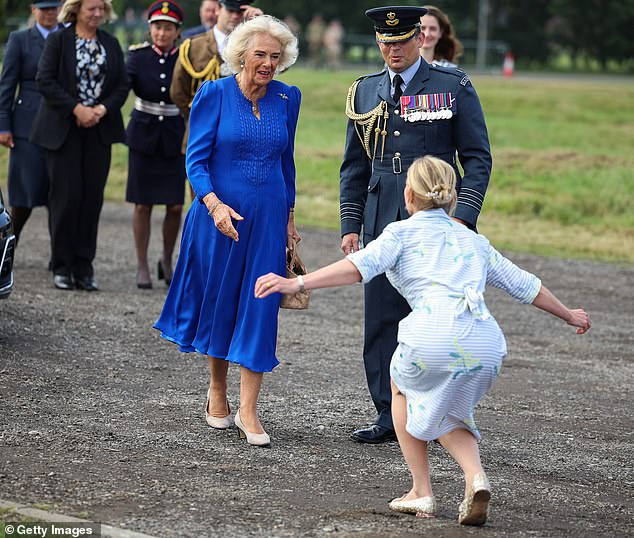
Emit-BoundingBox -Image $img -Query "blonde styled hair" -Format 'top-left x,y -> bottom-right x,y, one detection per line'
222,15 -> 298,74
406,155 -> 457,213
59,0 -> 117,24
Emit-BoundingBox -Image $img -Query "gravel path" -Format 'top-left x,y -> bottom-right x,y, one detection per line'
1,203 -> 633,537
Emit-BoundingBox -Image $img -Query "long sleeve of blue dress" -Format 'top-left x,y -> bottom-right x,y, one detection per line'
281,85 -> 301,212
186,80 -> 221,199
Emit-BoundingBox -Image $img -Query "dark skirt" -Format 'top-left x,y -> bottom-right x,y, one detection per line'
7,137 -> 49,208
126,149 -> 186,205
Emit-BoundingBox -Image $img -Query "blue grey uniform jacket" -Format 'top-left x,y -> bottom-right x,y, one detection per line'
0,26 -> 52,138
182,24 -> 208,39
340,60 -> 492,242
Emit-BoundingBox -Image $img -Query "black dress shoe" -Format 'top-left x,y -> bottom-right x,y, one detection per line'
75,275 -> 98,291
351,424 -> 397,444
53,274 -> 74,290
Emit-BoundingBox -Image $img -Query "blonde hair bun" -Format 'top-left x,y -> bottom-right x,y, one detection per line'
407,155 -> 457,212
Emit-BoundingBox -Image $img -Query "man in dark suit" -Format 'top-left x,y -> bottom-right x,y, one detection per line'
0,0 -> 61,244
340,6 -> 492,443
182,0 -> 219,39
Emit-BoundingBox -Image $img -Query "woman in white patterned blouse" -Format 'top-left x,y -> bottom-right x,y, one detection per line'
255,155 -> 590,526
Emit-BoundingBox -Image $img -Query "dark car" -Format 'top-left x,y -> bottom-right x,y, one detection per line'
0,186 -> 15,299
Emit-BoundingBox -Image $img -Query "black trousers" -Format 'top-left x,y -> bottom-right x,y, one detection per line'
46,125 -> 111,278
363,272 -> 411,430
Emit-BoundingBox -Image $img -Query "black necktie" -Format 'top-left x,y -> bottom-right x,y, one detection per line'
392,74 -> 404,102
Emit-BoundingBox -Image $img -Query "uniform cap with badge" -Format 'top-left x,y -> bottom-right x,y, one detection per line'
147,0 -> 184,25
365,5 -> 427,43
32,1 -> 62,8
219,0 -> 254,12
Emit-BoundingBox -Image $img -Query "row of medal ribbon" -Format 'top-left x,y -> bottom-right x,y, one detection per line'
400,92 -> 455,122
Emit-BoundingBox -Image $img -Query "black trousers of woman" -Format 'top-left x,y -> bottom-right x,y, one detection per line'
46,124 -> 111,279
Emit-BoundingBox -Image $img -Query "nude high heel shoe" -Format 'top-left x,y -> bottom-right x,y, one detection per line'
458,473 -> 491,526
205,389 -> 233,429
234,410 -> 270,447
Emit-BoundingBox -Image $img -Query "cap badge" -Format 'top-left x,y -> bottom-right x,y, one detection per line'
161,2 -> 169,13
386,12 -> 399,26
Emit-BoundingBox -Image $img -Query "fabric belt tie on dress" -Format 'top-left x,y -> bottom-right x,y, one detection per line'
455,286 -> 491,320
412,287 -> 491,320
134,97 -> 180,116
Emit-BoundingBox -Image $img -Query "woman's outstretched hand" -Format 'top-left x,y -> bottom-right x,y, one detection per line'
212,203 -> 244,241
203,194 -> 244,241
255,272 -> 299,299
532,285 -> 591,335
567,308 -> 591,334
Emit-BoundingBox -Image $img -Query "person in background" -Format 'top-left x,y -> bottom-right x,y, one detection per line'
282,14 -> 300,37
340,6 -> 491,444
323,19 -> 344,70
256,155 -> 591,526
170,0 -> 262,154
306,14 -> 325,68
0,1 -> 61,246
155,15 -> 301,448
419,5 -> 463,67
125,0 -> 186,289
182,0 -> 218,39
31,0 -> 129,291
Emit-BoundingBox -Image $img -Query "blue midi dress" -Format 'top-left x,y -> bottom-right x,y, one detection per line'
154,76 -> 301,372
347,210 -> 542,441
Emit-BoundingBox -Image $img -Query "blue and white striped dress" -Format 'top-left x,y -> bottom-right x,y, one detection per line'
347,209 -> 541,441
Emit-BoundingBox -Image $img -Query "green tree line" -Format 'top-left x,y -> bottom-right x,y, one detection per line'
2,0 -> 633,71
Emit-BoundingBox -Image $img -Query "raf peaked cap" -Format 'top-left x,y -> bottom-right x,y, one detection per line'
220,0 -> 254,12
366,5 -> 427,43
147,0 -> 185,25
32,1 -> 62,8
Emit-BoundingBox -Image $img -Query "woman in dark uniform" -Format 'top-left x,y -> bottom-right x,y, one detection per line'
126,0 -> 186,289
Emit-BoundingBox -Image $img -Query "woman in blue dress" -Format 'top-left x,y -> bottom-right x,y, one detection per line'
256,156 -> 591,524
155,15 -> 300,447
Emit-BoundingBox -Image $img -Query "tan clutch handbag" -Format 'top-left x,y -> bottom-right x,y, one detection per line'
280,240 -> 310,310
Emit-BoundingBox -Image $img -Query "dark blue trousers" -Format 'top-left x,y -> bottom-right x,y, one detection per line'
363,272 -> 411,430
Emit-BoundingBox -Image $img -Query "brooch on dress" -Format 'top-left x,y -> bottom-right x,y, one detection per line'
278,93 -> 288,100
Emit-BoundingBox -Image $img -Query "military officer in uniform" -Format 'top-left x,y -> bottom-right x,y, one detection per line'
340,6 -> 492,444
182,0 -> 219,39
125,0 -> 186,289
0,0 -> 62,245
169,0 -> 262,152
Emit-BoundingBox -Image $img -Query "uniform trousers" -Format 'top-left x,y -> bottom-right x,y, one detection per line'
363,272 -> 411,430
46,124 -> 111,278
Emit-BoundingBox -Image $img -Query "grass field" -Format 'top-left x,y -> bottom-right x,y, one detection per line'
2,68 -> 633,263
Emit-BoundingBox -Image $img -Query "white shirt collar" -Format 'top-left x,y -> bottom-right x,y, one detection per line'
213,25 -> 228,54
36,23 -> 57,40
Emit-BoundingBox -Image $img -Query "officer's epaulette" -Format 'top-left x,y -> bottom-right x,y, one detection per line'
430,64 -> 471,86
429,63 -> 464,77
128,41 -> 151,52
354,69 -> 386,82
